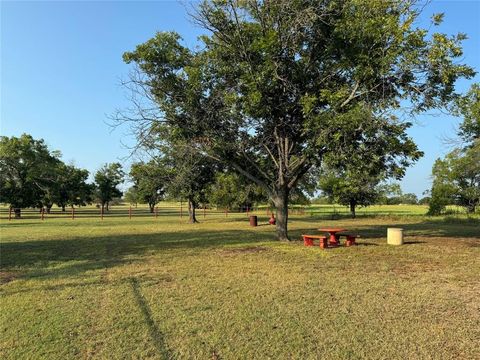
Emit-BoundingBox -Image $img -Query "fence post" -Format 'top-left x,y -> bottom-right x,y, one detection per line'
129,206 -> 132,219
101,206 -> 104,220
203,206 -> 206,218
155,206 -> 158,218
41,208 -> 45,221
180,201 -> 183,219
72,206 -> 75,220
225,208 -> 228,217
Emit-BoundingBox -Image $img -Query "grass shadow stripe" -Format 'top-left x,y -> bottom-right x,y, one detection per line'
129,277 -> 174,359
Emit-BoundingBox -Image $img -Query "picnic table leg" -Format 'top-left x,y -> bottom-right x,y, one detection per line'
345,236 -> 356,246
329,233 -> 338,246
303,236 -> 314,246
320,238 -> 328,249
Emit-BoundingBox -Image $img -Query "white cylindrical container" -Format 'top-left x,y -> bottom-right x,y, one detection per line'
387,228 -> 404,245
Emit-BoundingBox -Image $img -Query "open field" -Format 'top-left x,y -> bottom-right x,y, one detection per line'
1,205 -> 479,359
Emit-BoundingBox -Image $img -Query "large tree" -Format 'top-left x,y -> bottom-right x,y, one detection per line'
130,160 -> 166,213
0,134 -> 60,218
120,0 -> 474,240
94,163 -> 124,212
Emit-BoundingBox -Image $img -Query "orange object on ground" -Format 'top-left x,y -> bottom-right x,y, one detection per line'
268,213 -> 276,225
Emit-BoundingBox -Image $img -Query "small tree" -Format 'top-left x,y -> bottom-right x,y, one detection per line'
165,146 -> 217,223
54,163 -> 93,211
94,163 -> 124,212
0,134 -> 60,218
124,186 -> 139,207
319,173 -> 383,218
428,143 -> 480,214
130,160 -> 166,213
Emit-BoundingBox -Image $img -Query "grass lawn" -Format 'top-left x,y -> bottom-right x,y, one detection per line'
1,205 -> 479,359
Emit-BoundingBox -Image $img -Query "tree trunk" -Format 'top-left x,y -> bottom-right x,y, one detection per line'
61,205 -> 66,212
46,204 -> 52,214
188,197 -> 198,223
106,201 -> 109,211
273,187 -> 289,241
466,203 -> 476,213
350,201 -> 356,219
149,203 -> 155,213
14,208 -> 21,219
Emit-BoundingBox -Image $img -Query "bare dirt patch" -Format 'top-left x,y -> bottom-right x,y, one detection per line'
0,271 -> 19,285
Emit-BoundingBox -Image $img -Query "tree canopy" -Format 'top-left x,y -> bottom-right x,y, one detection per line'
428,82 -> 480,215
120,0 -> 474,239
130,160 -> 167,212
0,134 -> 60,217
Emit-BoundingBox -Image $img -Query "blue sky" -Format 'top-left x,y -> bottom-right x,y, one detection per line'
1,0 -> 479,196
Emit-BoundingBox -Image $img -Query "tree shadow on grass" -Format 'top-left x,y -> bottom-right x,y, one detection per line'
0,228 -> 274,283
129,277 -> 173,359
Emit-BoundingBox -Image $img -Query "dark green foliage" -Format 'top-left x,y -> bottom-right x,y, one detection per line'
164,145 -> 218,223
318,106 -> 422,217
428,144 -> 480,215
130,161 -> 167,212
207,172 -> 267,210
53,163 -> 93,211
0,134 -> 60,216
94,163 -> 124,211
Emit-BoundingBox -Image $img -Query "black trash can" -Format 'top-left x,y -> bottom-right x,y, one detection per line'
249,215 -> 258,227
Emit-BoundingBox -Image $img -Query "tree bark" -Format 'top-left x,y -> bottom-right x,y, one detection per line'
273,187 -> 289,241
188,197 -> 198,223
61,205 -> 66,212
350,201 -> 356,219
14,208 -> 21,219
466,203 -> 476,213
149,203 -> 155,213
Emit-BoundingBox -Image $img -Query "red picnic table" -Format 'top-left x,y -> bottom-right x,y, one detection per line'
318,228 -> 347,246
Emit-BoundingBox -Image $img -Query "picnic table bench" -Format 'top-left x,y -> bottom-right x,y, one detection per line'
302,234 -> 328,248
336,232 -> 360,246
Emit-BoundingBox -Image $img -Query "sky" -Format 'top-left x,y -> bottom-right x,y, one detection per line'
1,0 -> 479,196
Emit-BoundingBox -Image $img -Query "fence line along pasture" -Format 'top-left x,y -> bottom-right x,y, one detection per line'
0,203 -> 311,221
1,204 -> 452,221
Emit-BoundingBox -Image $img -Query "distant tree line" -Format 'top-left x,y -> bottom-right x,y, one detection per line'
0,134 -> 125,218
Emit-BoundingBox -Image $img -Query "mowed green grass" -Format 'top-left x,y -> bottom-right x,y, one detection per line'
1,205 -> 479,359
